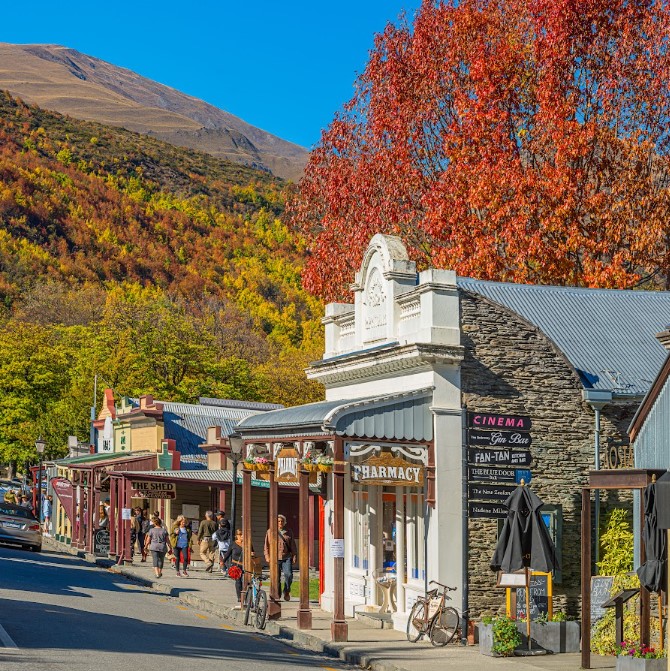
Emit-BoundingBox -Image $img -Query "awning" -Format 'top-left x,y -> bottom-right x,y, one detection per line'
236,387 -> 434,442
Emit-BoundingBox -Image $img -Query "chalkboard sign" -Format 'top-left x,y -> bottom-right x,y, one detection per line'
515,573 -> 551,620
94,529 -> 110,557
590,576 -> 614,628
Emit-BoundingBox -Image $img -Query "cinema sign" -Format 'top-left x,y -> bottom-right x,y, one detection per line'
351,452 -> 424,487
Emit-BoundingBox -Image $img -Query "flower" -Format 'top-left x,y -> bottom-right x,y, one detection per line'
617,641 -> 665,659
253,456 -> 269,465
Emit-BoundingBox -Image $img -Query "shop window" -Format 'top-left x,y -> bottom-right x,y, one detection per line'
352,488 -> 369,570
407,491 -> 425,582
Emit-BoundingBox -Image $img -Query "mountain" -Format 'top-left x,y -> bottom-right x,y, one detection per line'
0,43 -> 308,181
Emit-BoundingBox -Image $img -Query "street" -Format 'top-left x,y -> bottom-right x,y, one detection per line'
0,546 -> 350,671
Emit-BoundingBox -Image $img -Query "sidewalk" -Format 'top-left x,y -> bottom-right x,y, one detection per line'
43,537 -> 614,671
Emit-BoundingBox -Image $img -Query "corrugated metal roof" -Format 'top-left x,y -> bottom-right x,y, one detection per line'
199,398 -> 284,411
124,469 -> 320,490
237,388 -> 434,441
458,278 -> 670,395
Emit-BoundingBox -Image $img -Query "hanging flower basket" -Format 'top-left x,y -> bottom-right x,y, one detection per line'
302,462 -> 319,472
255,463 -> 270,472
318,463 -> 333,473
244,461 -> 256,471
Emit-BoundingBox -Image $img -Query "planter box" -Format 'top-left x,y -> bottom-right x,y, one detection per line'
616,656 -> 666,671
478,623 -> 497,656
517,621 -> 581,654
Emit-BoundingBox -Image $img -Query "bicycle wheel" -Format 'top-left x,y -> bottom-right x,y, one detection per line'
429,607 -> 459,647
406,600 -> 428,642
255,589 -> 268,630
243,586 -> 253,626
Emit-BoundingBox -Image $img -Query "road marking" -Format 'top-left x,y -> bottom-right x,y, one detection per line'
177,606 -> 189,611
219,624 -> 235,630
0,624 -> 18,650
320,667 -> 339,671
251,635 -> 264,642
195,614 -> 207,619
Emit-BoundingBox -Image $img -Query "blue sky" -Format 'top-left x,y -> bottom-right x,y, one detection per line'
0,1 -> 422,149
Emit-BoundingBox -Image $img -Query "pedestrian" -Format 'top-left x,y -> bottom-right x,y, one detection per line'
98,505 -> 109,529
3,489 -> 17,504
134,507 -> 146,557
223,529 -> 246,606
213,512 -> 231,574
144,517 -> 171,578
20,495 -> 33,511
130,508 -> 140,559
169,516 -> 192,577
103,498 -> 111,518
264,513 -> 297,601
139,509 -> 150,562
42,494 -> 53,535
197,510 -> 217,573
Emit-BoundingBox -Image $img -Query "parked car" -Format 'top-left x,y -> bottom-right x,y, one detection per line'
0,503 -> 41,552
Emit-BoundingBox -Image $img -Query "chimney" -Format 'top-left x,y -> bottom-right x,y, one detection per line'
140,394 -> 154,409
656,329 -> 670,351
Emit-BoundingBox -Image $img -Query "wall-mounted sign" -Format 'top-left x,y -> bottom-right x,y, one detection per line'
50,477 -> 75,523
515,469 -> 532,485
469,501 -> 508,519
130,481 -> 176,499
468,429 -> 532,448
331,539 -> 345,558
351,452 -> 424,487
468,448 -> 532,467
468,412 -> 532,431
468,483 -> 515,502
468,466 -> 516,484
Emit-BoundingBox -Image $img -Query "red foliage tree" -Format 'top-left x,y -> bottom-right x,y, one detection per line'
289,0 -> 670,301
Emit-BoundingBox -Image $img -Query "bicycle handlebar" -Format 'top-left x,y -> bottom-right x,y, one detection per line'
429,580 -> 457,591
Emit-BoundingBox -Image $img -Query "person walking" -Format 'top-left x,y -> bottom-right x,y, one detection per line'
20,495 -> 32,510
134,507 -> 148,558
3,489 -> 17,504
139,509 -> 150,562
213,511 -> 231,574
169,516 -> 192,577
197,510 -> 217,573
144,517 -> 171,578
98,506 -> 109,529
264,513 -> 297,602
42,494 -> 53,535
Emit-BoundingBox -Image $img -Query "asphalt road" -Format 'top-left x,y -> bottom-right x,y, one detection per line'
0,545 -> 350,671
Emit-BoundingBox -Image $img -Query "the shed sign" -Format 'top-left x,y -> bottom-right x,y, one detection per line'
351,452 -> 424,487
130,481 -> 176,499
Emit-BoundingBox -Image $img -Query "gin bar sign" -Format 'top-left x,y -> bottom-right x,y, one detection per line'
468,429 -> 532,447
468,411 -> 532,431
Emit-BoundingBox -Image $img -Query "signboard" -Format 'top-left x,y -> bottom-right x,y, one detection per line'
468,483 -> 515,502
121,508 -> 132,520
50,477 -> 75,523
130,481 -> 176,499
469,501 -> 508,519
468,429 -> 531,448
515,572 -> 551,620
590,576 -> 614,629
468,412 -> 532,431
331,539 -> 345,558
94,529 -> 110,557
468,466 -> 517,484
351,452 -> 424,487
275,446 -> 299,483
468,448 -> 531,467
515,469 -> 532,485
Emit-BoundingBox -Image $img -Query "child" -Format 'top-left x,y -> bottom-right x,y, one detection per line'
213,517 -> 231,575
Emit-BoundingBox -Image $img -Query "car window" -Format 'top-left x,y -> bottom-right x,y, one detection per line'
0,505 -> 35,519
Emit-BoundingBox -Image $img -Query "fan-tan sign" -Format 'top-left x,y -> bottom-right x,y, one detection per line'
351,452 -> 424,487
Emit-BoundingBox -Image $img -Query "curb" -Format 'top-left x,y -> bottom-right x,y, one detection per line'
42,537 -> 414,671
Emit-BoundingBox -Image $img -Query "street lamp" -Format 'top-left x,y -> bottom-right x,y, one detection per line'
35,436 -> 46,525
227,432 -> 244,536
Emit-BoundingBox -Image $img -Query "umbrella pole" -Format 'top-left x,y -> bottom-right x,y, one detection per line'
659,593 -> 663,652
526,566 -> 531,650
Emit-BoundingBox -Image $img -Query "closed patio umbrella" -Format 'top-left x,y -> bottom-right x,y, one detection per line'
491,482 -> 559,650
636,481 -> 666,649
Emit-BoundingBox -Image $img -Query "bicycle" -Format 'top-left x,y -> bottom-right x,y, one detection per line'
242,568 -> 268,630
406,580 -> 460,646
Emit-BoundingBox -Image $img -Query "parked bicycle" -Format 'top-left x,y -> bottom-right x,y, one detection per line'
242,568 -> 268,630
406,581 -> 460,646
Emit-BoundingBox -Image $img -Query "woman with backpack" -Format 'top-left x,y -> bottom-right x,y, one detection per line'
213,514 -> 231,574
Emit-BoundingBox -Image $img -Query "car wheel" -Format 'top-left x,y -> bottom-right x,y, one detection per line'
30,545 -> 42,553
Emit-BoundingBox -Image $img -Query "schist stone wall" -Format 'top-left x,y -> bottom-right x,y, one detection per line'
459,291 -> 637,618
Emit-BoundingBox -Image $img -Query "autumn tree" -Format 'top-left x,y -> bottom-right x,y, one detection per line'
289,0 -> 670,301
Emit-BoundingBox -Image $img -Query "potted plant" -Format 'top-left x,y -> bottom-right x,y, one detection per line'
243,457 -> 256,471
479,616 -> 522,657
515,612 -> 581,653
254,456 -> 270,472
300,451 -> 319,472
616,642 -> 665,670
317,455 -> 334,472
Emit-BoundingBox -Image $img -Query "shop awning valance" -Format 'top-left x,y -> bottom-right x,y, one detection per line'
236,387 -> 434,442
